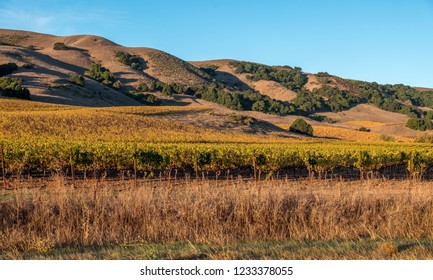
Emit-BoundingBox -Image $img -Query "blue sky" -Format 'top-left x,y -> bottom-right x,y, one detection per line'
1,0 -> 432,87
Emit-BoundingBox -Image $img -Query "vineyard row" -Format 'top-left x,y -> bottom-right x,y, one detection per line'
0,140 -> 432,179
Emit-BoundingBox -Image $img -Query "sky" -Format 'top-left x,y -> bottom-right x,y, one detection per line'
0,0 -> 432,87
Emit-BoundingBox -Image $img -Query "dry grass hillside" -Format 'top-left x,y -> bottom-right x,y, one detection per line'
1,29 -> 431,141
305,73 -> 360,93
190,59 -> 298,101
0,29 -> 208,106
318,104 -> 418,138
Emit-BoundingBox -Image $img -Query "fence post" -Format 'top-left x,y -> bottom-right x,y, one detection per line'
1,144 -> 6,189
70,147 -> 75,187
133,144 -> 138,188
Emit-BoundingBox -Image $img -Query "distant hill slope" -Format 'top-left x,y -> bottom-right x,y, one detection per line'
0,29 -> 209,106
191,60 -> 298,102
1,28 -> 433,139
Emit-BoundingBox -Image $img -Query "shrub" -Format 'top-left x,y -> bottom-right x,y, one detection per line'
252,100 -> 265,112
309,114 -> 336,123
85,64 -> 108,81
314,86 -> 358,112
380,135 -> 396,142
293,90 -> 324,113
137,82 -> 149,92
0,77 -> 30,99
115,51 -> 141,69
68,74 -> 85,87
85,64 -> 120,89
148,81 -> 165,92
112,80 -> 122,90
53,42 -> 68,50
162,84 -> 173,96
192,85 -> 293,115
199,65 -> 218,76
142,93 -> 160,105
126,91 -> 161,105
358,127 -> 371,132
289,118 -> 313,136
406,118 -> 432,131
228,114 -> 255,126
0,62 -> 18,77
316,72 -> 331,77
21,63 -> 35,69
160,83 -> 184,96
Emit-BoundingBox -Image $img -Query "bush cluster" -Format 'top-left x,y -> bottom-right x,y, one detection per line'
316,72 -> 331,77
187,85 -> 294,115
115,51 -> 141,69
0,77 -> 30,99
353,81 -> 433,119
21,63 -> 35,69
230,61 -> 307,91
136,81 -> 184,97
228,114 -> 255,126
68,74 -> 85,87
358,127 -> 371,132
199,65 -> 218,77
406,118 -> 433,131
289,118 -> 313,136
0,62 -> 18,77
53,42 -> 68,50
126,91 -> 161,105
84,64 -> 121,89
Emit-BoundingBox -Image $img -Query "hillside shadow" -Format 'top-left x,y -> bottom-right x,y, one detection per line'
214,71 -> 254,91
134,56 -> 148,71
115,71 -> 158,85
21,49 -> 88,74
160,94 -> 199,106
251,119 -> 291,133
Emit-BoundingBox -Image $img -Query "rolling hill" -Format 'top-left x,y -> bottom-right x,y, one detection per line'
1,28 -> 433,141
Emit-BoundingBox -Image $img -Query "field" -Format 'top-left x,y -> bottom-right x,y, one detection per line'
1,98 -> 433,260
2,177 -> 433,260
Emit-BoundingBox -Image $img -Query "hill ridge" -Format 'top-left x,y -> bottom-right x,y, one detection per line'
1,28 -> 433,138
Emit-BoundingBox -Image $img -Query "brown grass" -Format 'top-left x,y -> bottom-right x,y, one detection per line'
344,120 -> 388,128
1,177 -> 433,260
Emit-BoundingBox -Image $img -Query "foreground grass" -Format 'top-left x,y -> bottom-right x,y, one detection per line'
2,178 -> 433,260
3,239 -> 433,260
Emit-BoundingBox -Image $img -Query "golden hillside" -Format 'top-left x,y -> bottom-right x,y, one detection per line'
0,29 -> 208,106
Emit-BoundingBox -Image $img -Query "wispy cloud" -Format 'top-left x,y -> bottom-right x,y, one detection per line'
0,3 -> 56,33
0,1 -> 126,35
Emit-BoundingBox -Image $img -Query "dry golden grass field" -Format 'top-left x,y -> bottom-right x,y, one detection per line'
1,177 -> 433,260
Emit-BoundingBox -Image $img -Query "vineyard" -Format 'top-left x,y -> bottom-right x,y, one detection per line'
2,100 -> 433,260
1,140 -> 433,183
1,99 -> 433,182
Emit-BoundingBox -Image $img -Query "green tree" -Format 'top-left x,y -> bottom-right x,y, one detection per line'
137,82 -> 149,92
115,51 -> 141,69
293,91 -> 324,113
406,118 -> 432,131
0,77 -> 30,99
252,100 -> 265,112
289,118 -> 313,136
68,74 -> 85,87
85,64 -> 119,88
53,42 -> 68,50
0,62 -> 18,77
162,84 -> 174,96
